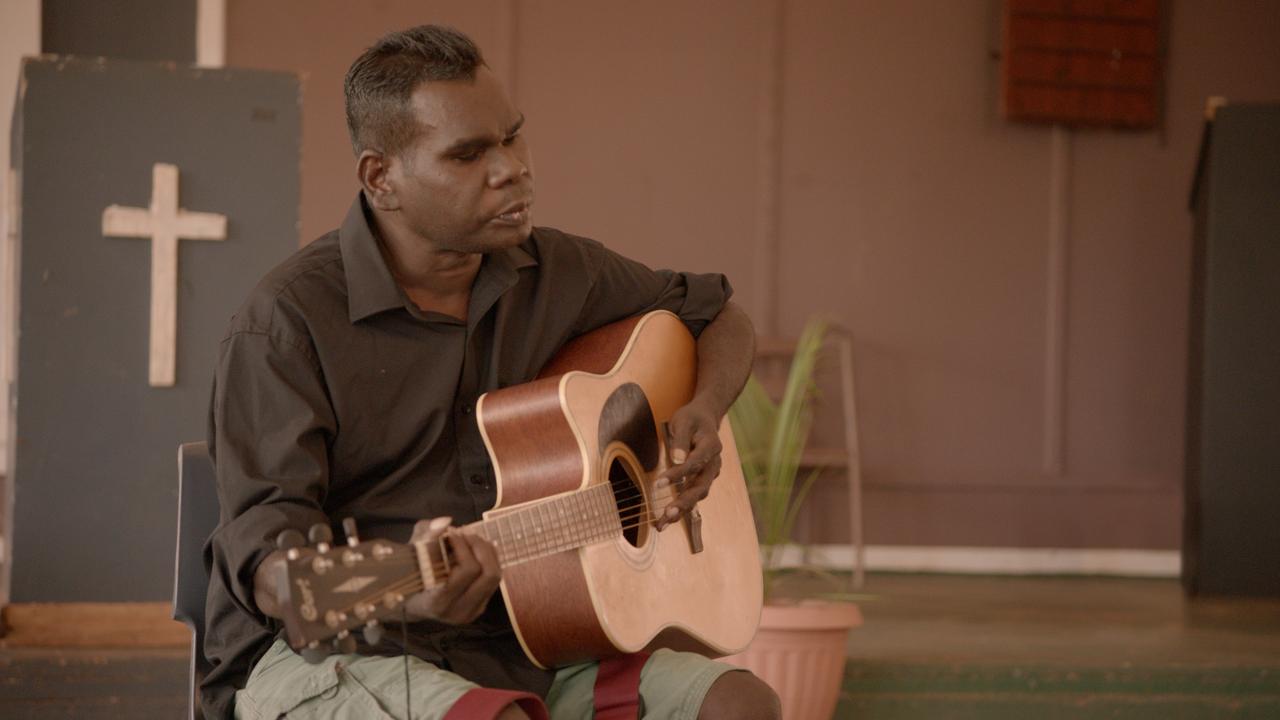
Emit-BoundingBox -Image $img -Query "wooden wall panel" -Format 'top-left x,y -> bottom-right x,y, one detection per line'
515,0 -> 764,305
224,0 -> 1280,551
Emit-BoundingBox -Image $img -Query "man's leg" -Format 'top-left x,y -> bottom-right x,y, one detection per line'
233,639 -> 545,720
696,670 -> 781,720
545,649 -> 778,720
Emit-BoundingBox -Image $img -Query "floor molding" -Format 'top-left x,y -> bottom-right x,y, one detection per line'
774,544 -> 1181,578
1,602 -> 189,647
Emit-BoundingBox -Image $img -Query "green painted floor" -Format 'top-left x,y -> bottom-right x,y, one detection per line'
823,574 -> 1280,719
1,574 -> 1277,718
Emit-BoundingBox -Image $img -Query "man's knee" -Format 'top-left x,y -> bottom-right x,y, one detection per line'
697,671 -> 781,720
496,704 -> 531,720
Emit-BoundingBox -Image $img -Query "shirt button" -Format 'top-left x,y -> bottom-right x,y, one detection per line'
462,405 -> 473,415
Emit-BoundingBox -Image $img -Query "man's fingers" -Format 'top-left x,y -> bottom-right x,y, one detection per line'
453,536 -> 502,620
656,455 -> 721,530
445,533 -> 481,580
410,516 -> 452,543
658,432 -> 721,483
404,532 -> 501,624
667,421 -> 692,465
440,534 -> 500,623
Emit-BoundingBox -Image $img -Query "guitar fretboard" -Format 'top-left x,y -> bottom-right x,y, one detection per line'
458,482 -> 625,572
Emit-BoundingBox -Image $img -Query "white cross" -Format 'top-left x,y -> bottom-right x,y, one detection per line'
102,163 -> 226,387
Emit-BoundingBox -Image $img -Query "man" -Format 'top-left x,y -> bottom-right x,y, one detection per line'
205,25 -> 778,720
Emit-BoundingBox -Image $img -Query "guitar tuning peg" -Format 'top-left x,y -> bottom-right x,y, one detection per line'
363,620 -> 384,646
300,641 -> 329,664
342,517 -> 360,547
308,523 -> 334,552
334,630 -> 357,655
276,528 -> 305,550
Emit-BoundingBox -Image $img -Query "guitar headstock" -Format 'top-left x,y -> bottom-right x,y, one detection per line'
276,519 -> 421,662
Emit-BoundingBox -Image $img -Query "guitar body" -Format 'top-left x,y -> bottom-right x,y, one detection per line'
477,311 -> 763,669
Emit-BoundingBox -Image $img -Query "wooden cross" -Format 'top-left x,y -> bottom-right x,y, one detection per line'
102,163 -> 226,387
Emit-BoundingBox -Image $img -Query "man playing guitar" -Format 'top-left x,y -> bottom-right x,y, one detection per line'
204,24 -> 776,720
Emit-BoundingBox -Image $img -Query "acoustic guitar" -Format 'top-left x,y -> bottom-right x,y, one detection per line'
277,310 -> 763,669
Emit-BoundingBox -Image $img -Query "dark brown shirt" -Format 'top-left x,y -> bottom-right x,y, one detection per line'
201,195 -> 732,719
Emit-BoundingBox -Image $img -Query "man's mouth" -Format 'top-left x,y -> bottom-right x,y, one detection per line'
493,200 -> 532,225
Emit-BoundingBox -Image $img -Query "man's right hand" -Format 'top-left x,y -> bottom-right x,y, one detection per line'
403,517 -> 503,625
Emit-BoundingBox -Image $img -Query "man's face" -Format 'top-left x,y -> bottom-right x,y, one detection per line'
386,65 -> 534,254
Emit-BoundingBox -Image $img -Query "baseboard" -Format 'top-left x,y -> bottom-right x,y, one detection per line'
0,602 -> 190,647
773,544 -> 1181,578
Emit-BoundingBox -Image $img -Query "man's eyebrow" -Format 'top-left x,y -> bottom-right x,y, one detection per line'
442,114 -> 526,156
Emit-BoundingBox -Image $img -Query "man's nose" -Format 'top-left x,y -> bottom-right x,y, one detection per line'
488,146 -> 530,188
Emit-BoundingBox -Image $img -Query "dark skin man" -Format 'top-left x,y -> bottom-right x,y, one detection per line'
252,63 -> 777,720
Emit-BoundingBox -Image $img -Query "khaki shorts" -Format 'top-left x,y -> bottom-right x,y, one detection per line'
234,638 -> 744,719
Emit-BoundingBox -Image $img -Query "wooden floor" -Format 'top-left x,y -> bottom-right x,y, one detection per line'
2,574 -> 1278,719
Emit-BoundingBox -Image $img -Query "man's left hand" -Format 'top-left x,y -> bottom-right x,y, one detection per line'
655,399 -> 724,531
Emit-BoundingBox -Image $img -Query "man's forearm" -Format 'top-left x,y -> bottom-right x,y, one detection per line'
691,301 -> 755,419
253,550 -> 287,619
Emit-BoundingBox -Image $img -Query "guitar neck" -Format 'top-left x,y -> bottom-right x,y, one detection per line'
416,482 -> 625,588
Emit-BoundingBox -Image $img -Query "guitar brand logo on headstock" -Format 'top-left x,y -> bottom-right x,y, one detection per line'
331,576 -> 377,594
295,578 -> 318,621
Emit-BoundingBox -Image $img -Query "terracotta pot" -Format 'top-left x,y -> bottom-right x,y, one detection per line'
723,601 -> 862,720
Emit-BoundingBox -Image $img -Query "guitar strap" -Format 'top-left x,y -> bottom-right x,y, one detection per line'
592,652 -> 650,719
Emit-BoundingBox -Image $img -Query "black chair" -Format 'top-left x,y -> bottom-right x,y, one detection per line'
173,441 -> 219,720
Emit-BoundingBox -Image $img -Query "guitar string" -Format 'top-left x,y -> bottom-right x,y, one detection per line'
312,488 -> 707,628
407,496 -> 698,580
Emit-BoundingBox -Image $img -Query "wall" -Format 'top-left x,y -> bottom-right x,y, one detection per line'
226,0 -> 1280,550
41,0 -> 195,63
1,1 -> 41,585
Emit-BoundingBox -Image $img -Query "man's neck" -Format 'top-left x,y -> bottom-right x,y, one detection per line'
373,216 -> 483,320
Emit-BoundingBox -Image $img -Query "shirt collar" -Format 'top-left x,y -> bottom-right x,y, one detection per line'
339,193 -> 538,324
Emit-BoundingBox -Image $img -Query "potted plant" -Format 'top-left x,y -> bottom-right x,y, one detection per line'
722,317 -> 863,720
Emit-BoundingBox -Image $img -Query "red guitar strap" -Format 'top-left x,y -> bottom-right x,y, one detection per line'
593,652 -> 651,720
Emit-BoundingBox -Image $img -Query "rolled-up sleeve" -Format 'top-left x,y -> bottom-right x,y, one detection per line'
207,329 -> 335,621
574,238 -> 734,338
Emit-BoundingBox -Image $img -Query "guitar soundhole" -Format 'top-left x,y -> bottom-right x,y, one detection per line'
608,457 -> 648,548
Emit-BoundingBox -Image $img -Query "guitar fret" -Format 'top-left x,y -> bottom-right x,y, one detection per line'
589,486 -> 602,543
529,500 -> 540,562
592,485 -> 606,541
494,523 -> 506,565
547,500 -> 558,555
548,499 -> 563,555
561,497 -> 573,551
537,499 -> 547,556
529,503 -> 540,560
514,507 -> 524,563
487,482 -> 638,572
602,486 -> 617,540
589,486 -> 602,542
493,520 -> 509,566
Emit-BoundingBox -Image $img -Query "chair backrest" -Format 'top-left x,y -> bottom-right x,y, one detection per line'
174,441 -> 219,720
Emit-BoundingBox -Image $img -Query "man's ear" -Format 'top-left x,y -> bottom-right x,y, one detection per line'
357,149 -> 399,211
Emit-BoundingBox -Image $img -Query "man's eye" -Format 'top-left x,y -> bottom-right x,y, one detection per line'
502,133 -> 520,146
455,151 -> 482,163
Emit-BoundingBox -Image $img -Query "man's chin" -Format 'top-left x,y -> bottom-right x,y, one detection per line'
479,221 -> 533,250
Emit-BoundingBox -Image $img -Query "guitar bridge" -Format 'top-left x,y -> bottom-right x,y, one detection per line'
684,507 -> 704,554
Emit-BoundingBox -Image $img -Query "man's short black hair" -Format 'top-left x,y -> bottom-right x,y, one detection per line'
344,25 -> 486,156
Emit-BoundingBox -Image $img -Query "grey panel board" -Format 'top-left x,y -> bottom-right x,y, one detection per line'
43,0 -> 196,63
1186,104 -> 1280,597
10,57 -> 300,601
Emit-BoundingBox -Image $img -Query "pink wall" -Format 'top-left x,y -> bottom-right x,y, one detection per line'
228,0 -> 1280,550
